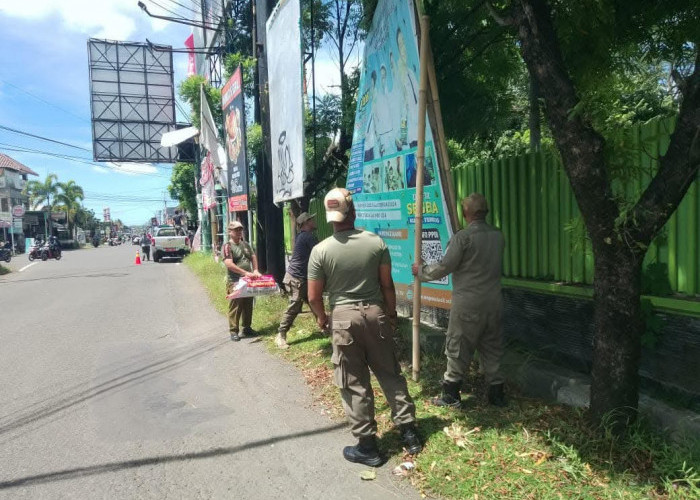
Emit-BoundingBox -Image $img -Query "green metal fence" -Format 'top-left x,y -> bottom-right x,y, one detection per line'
452,116 -> 700,298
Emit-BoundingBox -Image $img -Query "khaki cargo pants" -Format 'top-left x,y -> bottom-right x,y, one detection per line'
278,272 -> 308,334
444,303 -> 504,385
227,281 -> 253,333
330,302 -> 416,438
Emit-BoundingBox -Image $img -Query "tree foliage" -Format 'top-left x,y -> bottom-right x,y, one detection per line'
178,75 -> 222,130
168,162 -> 198,220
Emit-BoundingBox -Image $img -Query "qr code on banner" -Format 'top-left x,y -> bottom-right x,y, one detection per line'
421,229 -> 448,285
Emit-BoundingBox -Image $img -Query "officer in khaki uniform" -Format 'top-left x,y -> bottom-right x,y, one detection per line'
276,212 -> 318,349
413,193 -> 506,407
223,220 -> 260,341
308,188 -> 421,467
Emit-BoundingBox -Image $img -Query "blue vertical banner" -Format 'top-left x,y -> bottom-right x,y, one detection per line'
346,0 -> 454,309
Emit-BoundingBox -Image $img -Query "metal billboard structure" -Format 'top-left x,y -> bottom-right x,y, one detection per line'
88,39 -> 177,163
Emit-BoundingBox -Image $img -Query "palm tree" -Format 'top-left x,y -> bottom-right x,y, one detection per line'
24,173 -> 59,211
55,180 -> 85,240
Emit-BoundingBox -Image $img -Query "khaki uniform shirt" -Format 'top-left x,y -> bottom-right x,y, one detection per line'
222,239 -> 254,283
308,229 -> 390,308
420,220 -> 504,309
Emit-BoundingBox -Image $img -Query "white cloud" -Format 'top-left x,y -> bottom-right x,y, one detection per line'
92,166 -> 110,174
0,0 -> 168,40
107,162 -> 160,176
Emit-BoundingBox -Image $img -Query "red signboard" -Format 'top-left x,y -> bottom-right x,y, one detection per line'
228,194 -> 248,212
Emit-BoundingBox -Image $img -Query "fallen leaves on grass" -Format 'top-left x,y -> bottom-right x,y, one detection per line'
301,365 -> 332,389
443,423 -> 481,449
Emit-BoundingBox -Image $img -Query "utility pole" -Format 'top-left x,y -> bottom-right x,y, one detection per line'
253,0 -> 285,282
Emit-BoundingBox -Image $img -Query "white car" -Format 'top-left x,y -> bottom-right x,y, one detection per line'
150,225 -> 190,262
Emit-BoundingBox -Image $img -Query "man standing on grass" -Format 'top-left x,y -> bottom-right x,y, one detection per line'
308,187 -> 421,467
276,212 -> 318,350
223,220 -> 261,341
412,193 -> 506,407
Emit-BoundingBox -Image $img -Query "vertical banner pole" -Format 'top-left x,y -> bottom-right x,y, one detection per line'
425,35 -> 459,232
412,15 -> 430,382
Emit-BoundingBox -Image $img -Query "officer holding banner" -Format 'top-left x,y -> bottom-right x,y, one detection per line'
308,188 -> 421,467
412,193 -> 506,407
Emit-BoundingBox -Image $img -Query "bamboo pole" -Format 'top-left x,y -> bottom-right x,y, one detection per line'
412,15 -> 430,382
425,35 -> 459,232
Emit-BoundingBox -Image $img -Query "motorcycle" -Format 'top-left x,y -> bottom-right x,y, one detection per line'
27,240 -> 44,261
40,242 -> 62,261
0,247 -> 11,263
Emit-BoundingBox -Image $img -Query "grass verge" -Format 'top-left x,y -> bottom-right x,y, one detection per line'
185,252 -> 700,499
0,264 -> 9,275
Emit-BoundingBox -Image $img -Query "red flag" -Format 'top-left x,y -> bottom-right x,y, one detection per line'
185,33 -> 195,76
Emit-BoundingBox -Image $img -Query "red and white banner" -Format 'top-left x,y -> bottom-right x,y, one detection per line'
185,33 -> 196,76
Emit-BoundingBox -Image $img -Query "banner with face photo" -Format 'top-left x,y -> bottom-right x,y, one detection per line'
345,0 -> 454,309
222,66 -> 249,212
266,0 -> 305,203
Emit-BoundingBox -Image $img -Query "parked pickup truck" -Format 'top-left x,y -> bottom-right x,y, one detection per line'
150,225 -> 190,262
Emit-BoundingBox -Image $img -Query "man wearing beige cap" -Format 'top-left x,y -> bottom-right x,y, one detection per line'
223,220 -> 260,341
412,193 -> 506,407
276,211 -> 318,349
308,187 -> 421,467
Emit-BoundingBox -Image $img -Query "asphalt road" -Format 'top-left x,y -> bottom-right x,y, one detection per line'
0,245 -> 420,499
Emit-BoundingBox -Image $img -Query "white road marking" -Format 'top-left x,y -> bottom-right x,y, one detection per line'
19,262 -> 38,272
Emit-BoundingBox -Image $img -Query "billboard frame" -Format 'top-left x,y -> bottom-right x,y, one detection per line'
88,39 -> 178,163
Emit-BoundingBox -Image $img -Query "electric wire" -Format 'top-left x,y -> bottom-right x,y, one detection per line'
160,0 -> 202,17
0,124 -> 90,152
0,80 -> 89,122
148,0 -> 188,19
0,144 -> 173,179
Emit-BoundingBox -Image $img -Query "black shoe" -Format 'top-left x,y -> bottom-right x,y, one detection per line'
400,424 -> 422,455
242,327 -> 257,337
230,332 -> 240,341
342,436 -> 383,467
488,383 -> 507,407
431,380 -> 462,408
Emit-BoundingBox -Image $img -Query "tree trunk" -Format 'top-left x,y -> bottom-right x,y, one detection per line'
528,75 -> 540,151
590,244 -> 644,429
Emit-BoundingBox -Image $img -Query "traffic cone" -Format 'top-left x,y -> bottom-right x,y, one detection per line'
135,250 -> 142,265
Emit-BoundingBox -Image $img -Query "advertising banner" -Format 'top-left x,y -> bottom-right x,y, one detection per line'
221,66 -> 249,212
200,152 -> 216,210
185,33 -> 196,76
346,0 -> 454,309
266,0 -> 305,203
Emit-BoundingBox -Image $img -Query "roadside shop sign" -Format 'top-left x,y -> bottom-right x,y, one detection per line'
11,205 -> 25,218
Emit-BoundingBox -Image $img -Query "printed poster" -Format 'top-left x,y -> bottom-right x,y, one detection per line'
346,0 -> 454,309
222,66 -> 249,211
266,0 -> 305,203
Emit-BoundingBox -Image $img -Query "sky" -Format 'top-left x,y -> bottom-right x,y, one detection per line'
0,0 -> 345,226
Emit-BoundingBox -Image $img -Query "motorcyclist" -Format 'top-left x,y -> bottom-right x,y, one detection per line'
48,235 -> 60,254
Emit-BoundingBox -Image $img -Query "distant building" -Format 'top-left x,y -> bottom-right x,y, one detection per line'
0,153 -> 39,247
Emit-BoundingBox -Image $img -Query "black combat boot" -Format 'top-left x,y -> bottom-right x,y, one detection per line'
487,383 -> 506,407
431,380 -> 462,408
400,424 -> 422,455
342,435 -> 384,467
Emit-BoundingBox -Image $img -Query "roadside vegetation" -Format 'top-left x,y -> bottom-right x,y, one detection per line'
0,264 -> 9,275
185,252 -> 699,499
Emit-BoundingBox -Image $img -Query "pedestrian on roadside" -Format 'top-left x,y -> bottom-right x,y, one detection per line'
141,232 -> 151,261
308,188 -> 422,467
412,193 -> 506,407
276,212 -> 318,350
223,220 -> 260,341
